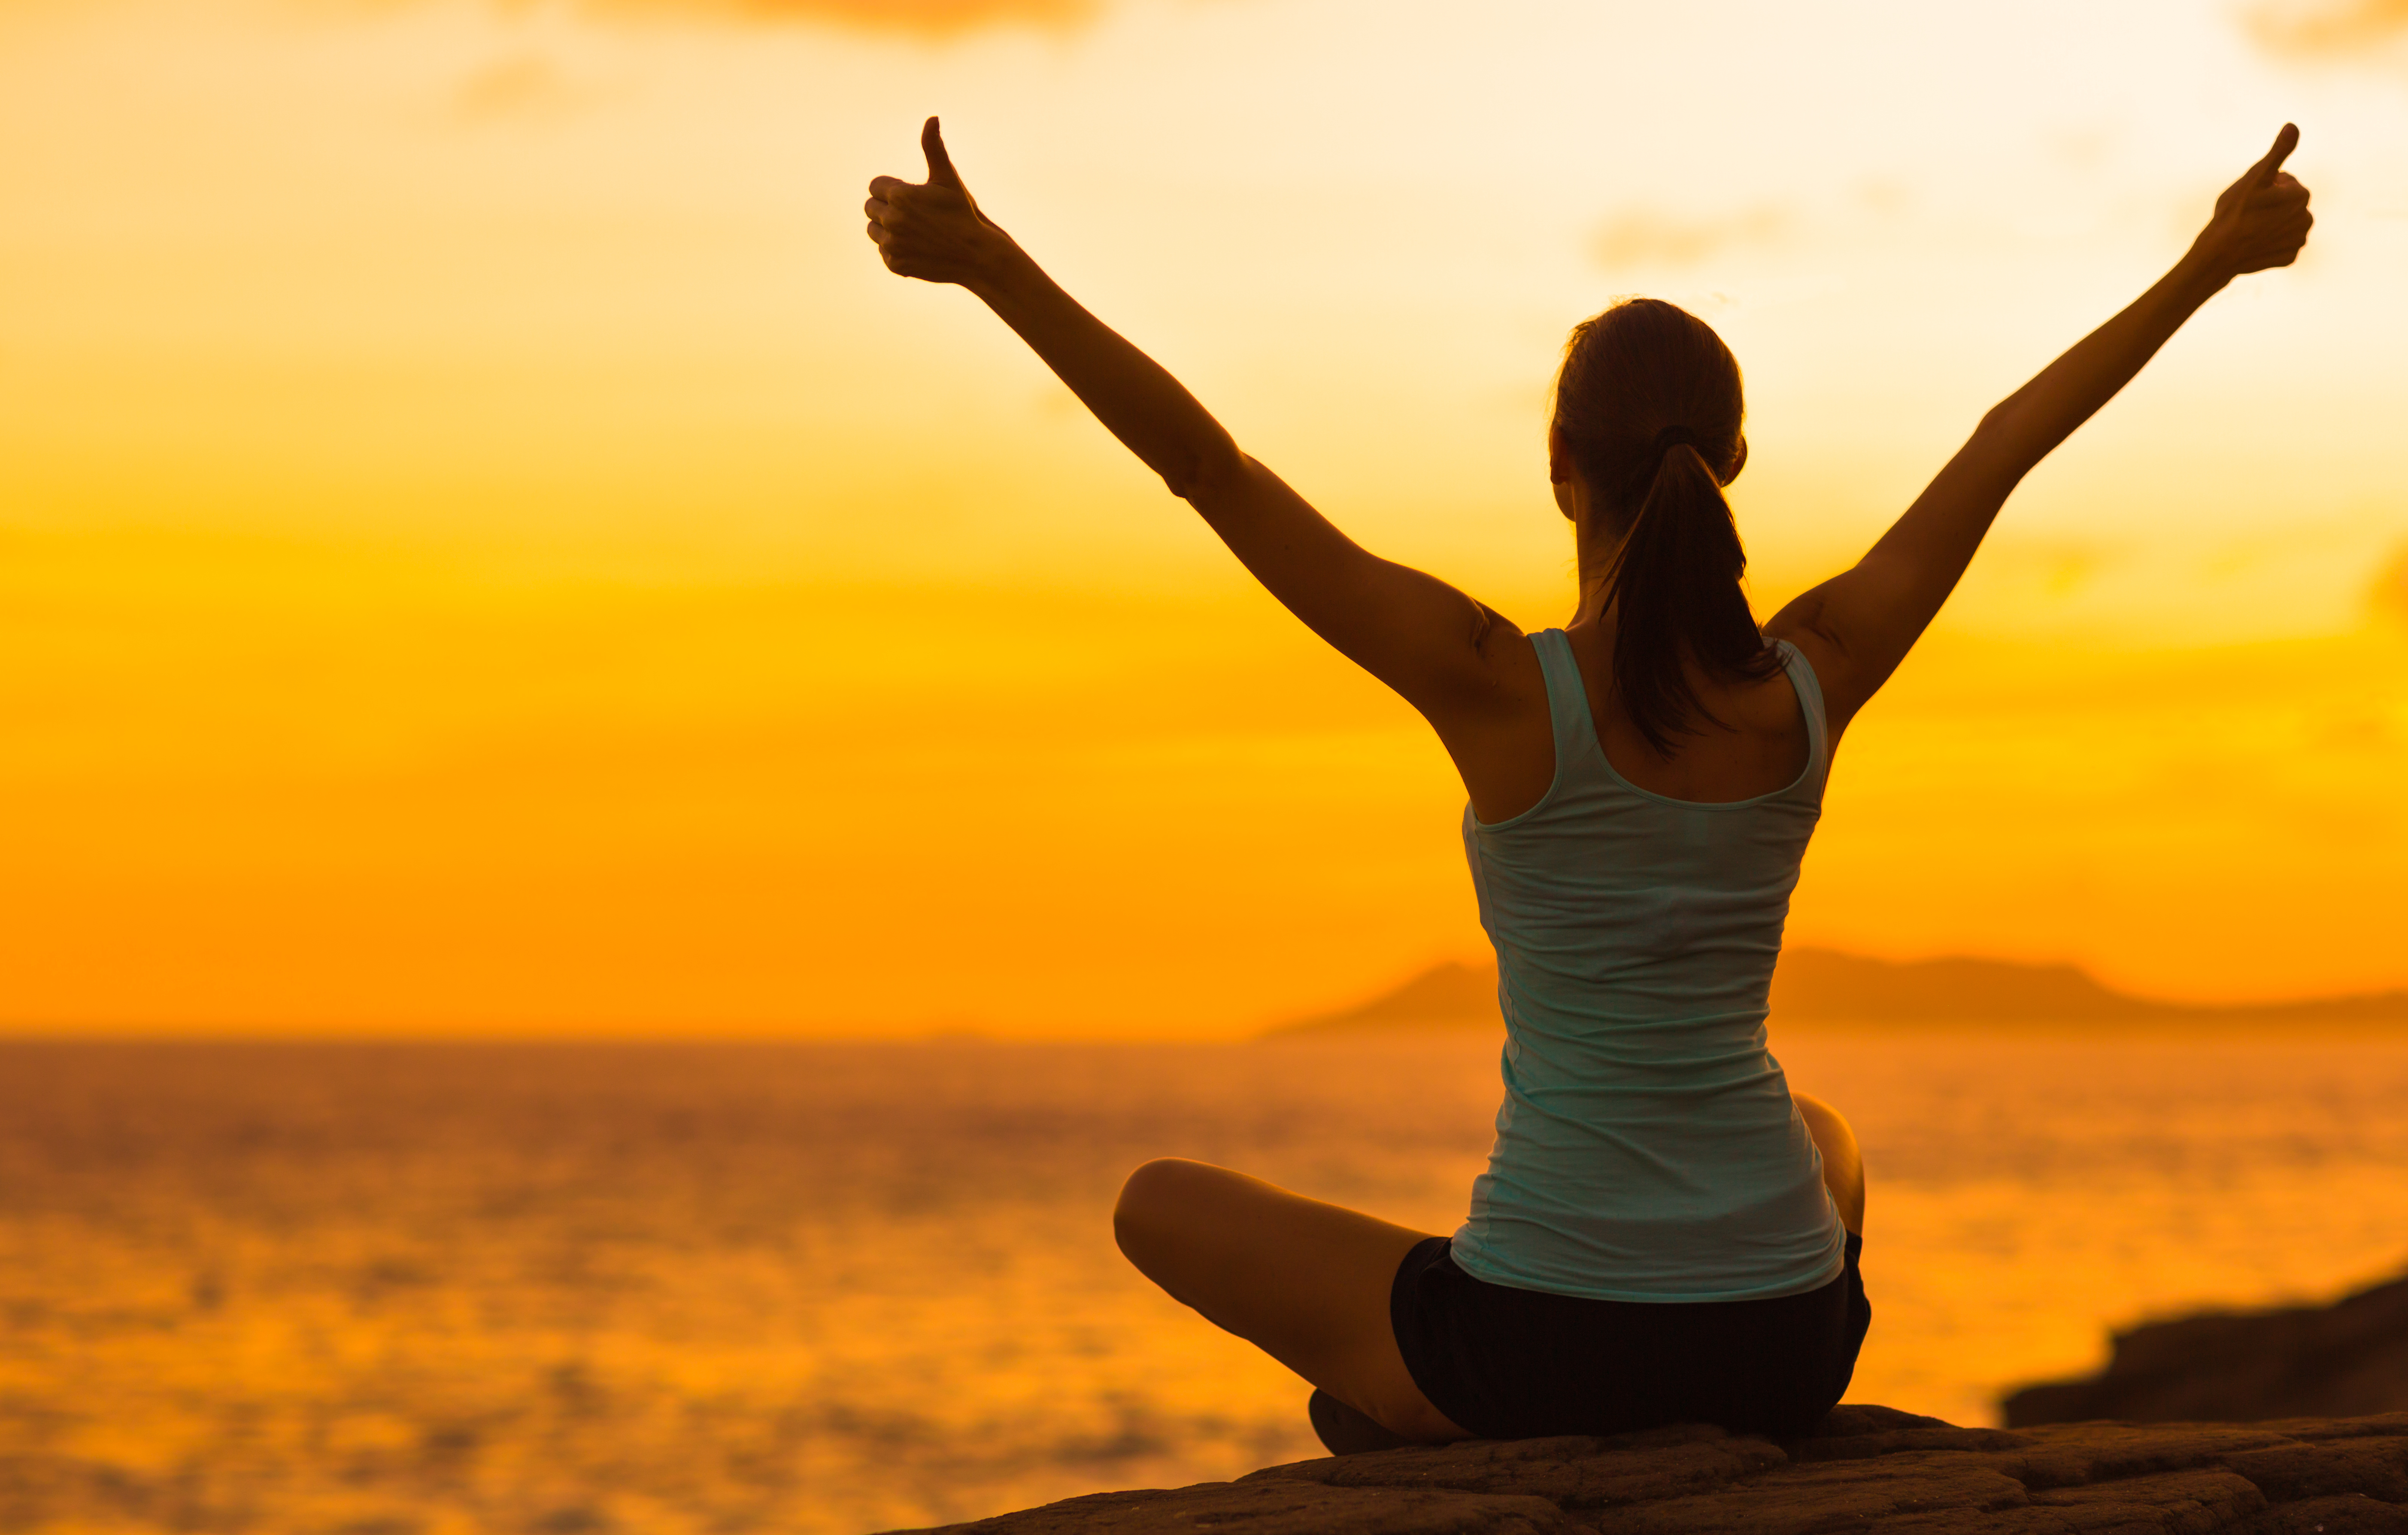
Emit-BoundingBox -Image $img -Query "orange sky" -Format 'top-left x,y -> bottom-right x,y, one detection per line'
4,0 -> 2407,1034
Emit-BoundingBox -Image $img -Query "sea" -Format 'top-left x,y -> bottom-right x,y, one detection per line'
3,1029 -> 2407,1535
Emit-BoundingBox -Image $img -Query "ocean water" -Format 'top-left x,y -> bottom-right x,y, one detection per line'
2,1031 -> 2406,1534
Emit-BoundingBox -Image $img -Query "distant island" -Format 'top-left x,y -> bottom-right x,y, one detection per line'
1263,950 -> 2408,1036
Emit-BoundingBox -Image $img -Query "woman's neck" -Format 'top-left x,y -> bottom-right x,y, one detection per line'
1569,516 -> 1630,629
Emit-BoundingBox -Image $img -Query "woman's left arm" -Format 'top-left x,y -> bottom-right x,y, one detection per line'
1768,125 -> 2313,736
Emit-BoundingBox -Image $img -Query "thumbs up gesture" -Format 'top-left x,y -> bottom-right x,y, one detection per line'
865,117 -> 1011,286
2194,124 -> 2313,279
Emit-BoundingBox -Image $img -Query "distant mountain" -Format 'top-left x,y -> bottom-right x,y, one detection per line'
1263,960 -> 1500,1035
1263,949 -> 2408,1035
1773,950 -> 2408,1024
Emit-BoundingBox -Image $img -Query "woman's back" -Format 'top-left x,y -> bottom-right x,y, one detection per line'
1451,628 -> 1846,1304
1461,623 -> 1815,822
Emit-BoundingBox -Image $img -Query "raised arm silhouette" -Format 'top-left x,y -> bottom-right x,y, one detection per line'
864,118 -> 2311,1450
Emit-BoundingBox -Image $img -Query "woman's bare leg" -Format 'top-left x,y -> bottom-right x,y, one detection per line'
1793,1092 -> 1866,1236
1112,1158 -> 1470,1442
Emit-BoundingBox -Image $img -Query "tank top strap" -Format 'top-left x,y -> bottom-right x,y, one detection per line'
1531,628 -> 1605,773
1771,637 -> 1831,786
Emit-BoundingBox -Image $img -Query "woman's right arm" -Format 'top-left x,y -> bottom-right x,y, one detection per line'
1767,126 -> 2312,738
864,119 -> 1531,730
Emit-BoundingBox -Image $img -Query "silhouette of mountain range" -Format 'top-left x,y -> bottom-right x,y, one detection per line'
1263,950 -> 2408,1035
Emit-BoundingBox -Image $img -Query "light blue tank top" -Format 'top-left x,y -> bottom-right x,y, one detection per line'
1450,628 -> 1846,1303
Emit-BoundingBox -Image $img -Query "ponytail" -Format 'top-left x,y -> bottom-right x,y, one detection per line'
1551,299 -> 1776,756
1603,436 -> 1779,756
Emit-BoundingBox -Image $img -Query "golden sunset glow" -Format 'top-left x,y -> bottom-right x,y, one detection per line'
6,0 -> 2407,1034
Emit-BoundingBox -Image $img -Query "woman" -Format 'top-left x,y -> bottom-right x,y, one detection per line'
863,121 -> 2312,1449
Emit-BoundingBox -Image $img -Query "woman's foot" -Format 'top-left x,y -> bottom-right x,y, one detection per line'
1308,1388 -> 1416,1456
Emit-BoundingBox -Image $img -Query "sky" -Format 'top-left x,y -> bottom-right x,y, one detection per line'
3,0 -> 2406,1035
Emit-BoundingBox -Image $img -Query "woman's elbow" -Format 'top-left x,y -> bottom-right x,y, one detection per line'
1163,441 -> 1249,503
1973,397 -> 2030,445
1956,409 -> 2041,494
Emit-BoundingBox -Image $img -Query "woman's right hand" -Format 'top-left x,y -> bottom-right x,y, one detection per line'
864,117 -> 1015,287
2190,123 -> 2313,281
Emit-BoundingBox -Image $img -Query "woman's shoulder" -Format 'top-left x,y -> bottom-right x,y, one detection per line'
1445,620 -> 1564,826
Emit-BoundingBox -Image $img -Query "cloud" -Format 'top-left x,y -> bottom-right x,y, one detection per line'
1590,205 -> 1788,272
2247,0 -> 2408,54
455,53 -> 588,121
584,0 -> 1099,35
1854,179 -> 1915,218
323,0 -> 1104,38
2370,541 -> 2408,626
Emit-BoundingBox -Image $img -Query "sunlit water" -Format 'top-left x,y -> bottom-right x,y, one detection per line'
3,1031 -> 2406,1534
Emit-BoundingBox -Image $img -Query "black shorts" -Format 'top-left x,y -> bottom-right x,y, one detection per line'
1389,1232 -> 1870,1441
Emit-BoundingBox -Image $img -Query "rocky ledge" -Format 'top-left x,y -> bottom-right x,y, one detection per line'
891,1405 -> 2408,1534
2005,1273 -> 2408,1426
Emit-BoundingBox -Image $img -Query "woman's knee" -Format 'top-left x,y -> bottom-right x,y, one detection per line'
1792,1092 -> 1866,1235
1112,1157 -> 1218,1266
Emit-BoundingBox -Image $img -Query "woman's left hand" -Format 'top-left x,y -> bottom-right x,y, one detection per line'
864,117 -> 1013,286
2192,123 -> 2313,280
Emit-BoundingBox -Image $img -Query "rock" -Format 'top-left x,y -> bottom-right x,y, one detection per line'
881,1407 -> 2408,1534
2004,1273 -> 2408,1426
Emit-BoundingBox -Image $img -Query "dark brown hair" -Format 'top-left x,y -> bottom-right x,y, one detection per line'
1552,298 -> 1777,755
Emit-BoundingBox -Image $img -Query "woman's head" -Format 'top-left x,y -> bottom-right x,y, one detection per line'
1552,298 -> 1746,507
1550,298 -> 1774,755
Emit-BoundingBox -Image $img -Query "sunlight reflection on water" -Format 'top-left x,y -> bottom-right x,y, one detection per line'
1,1031 -> 2404,1533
